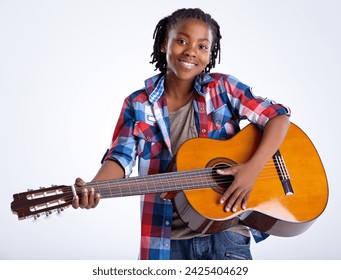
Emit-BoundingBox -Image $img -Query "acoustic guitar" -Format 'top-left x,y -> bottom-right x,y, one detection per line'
11,122 -> 328,237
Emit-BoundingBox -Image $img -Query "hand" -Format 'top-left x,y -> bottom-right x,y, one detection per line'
71,177 -> 101,209
217,163 -> 260,212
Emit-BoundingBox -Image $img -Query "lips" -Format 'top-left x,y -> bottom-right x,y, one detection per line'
178,59 -> 197,69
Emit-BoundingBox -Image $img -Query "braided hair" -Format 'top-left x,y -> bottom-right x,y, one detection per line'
150,8 -> 222,73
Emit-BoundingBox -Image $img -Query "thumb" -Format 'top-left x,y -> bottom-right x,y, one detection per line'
75,177 -> 86,187
216,167 -> 237,176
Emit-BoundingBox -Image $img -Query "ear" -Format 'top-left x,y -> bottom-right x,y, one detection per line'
161,40 -> 167,53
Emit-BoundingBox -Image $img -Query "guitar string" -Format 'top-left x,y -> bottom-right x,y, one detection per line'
24,160 -> 293,216
73,160 -> 289,196
57,174 -> 282,205
83,158 -> 288,188
85,169 -> 278,190
88,161 -> 288,187
29,159 -> 291,205
40,170 -> 286,212
34,173 -> 276,203
58,169 -> 287,201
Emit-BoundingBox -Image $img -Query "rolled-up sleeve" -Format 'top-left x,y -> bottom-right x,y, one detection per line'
226,76 -> 290,128
105,96 -> 137,177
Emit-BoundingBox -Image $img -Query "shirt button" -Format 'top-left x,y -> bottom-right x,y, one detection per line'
201,128 -> 207,133
163,242 -> 169,248
165,221 -> 170,226
200,106 -> 205,111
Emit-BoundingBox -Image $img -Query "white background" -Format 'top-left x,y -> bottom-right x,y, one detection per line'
1,0 -> 340,260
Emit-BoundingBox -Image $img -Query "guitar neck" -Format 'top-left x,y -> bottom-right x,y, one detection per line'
85,167 -> 217,198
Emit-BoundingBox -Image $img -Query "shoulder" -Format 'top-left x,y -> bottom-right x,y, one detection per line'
129,88 -> 148,101
122,88 -> 148,106
199,72 -> 244,85
200,72 -> 250,92
122,73 -> 165,107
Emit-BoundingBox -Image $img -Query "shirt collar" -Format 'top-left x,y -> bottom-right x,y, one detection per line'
145,72 -> 214,104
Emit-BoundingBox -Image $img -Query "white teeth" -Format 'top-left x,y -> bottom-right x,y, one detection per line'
179,60 -> 196,69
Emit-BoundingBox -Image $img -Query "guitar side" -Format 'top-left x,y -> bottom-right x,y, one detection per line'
173,123 -> 329,236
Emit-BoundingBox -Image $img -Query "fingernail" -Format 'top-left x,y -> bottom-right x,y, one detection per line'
232,207 -> 237,212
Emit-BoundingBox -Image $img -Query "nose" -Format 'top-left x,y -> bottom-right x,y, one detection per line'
184,45 -> 197,57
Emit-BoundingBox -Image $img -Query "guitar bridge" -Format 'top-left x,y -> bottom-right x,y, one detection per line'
273,150 -> 294,195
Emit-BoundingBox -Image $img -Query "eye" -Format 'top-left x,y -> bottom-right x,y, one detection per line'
177,39 -> 187,45
199,44 -> 209,50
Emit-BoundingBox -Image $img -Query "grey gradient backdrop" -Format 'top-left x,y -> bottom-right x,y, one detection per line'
1,0 -> 340,259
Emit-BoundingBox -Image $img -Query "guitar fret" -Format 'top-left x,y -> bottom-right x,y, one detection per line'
89,168 -> 216,199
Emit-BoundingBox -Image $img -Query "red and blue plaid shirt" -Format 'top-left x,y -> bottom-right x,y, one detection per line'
105,72 -> 290,260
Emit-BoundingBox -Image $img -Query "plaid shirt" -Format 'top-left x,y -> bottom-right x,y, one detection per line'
105,72 -> 290,260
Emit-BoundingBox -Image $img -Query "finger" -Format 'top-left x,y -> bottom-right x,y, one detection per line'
72,195 -> 80,209
223,188 -> 241,212
242,192 -> 251,210
79,188 -> 89,208
216,168 -> 236,176
93,193 -> 101,208
85,188 -> 95,209
218,167 -> 238,205
220,181 -> 238,211
75,177 -> 86,187
219,185 -> 235,205
219,173 -> 239,204
230,191 -> 246,212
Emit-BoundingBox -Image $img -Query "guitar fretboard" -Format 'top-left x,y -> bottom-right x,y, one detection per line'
85,168 -> 218,198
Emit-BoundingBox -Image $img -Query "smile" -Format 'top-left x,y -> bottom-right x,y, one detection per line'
178,59 -> 197,69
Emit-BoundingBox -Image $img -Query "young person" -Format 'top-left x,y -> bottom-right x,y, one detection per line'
72,8 -> 290,260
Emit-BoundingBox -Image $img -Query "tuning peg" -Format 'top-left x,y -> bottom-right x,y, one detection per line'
57,207 -> 67,215
33,214 -> 40,220
45,210 -> 52,217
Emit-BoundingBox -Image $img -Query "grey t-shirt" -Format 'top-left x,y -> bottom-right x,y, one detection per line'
168,100 -> 250,239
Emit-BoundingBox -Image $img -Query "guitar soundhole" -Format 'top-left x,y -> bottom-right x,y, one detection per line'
207,158 -> 237,195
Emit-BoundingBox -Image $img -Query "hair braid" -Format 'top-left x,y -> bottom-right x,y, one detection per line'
150,8 -> 222,73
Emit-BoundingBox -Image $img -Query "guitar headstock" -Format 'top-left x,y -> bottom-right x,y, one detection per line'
11,185 -> 74,220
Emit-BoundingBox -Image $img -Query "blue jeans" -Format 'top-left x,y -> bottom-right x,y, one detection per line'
170,231 -> 252,260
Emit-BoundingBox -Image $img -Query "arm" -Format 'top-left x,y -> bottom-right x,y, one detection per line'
218,114 -> 290,212
72,160 -> 125,209
72,96 -> 136,209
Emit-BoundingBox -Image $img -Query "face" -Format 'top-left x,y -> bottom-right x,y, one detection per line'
162,18 -> 213,82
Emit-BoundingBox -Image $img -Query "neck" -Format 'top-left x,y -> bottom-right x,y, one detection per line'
164,72 -> 195,98
84,167 -> 217,199
164,73 -> 196,112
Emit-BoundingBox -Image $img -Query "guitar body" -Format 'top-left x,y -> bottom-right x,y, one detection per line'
173,123 -> 329,236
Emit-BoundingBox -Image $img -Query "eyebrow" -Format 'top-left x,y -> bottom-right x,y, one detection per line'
177,31 -> 211,43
